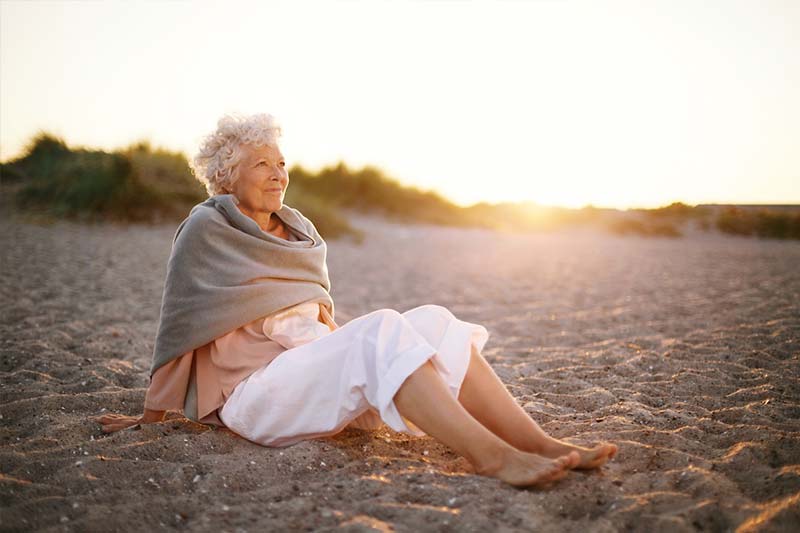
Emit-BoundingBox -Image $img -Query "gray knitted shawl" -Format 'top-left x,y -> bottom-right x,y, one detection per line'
150,193 -> 334,377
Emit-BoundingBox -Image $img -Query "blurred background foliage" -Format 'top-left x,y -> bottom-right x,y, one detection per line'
2,132 -> 799,241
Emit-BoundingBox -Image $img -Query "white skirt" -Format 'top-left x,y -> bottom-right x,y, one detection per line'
218,304 -> 490,447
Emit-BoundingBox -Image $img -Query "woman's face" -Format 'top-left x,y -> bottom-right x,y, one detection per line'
227,143 -> 288,216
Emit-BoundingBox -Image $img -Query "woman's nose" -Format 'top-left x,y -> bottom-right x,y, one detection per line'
270,168 -> 288,184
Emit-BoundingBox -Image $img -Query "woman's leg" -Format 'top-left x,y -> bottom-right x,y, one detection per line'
220,308 -> 438,447
220,307 -> 577,486
393,359 -> 578,487
457,345 -> 617,469
399,304 -> 616,469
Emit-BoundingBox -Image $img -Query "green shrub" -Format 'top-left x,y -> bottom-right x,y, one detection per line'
13,145 -> 132,219
608,217 -> 682,237
283,182 -> 362,241
7,132 -> 796,241
3,132 -> 363,237
753,210 -> 800,239
288,162 -> 472,228
4,134 -> 205,222
716,207 -> 753,236
714,207 -> 800,239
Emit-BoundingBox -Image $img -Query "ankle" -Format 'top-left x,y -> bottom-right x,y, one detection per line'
519,437 -> 562,458
515,434 -> 555,455
471,442 -> 515,476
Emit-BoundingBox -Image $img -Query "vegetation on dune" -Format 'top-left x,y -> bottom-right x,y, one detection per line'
2,133 -> 202,223
281,181 -> 362,242
608,201 -> 800,240
462,202 -> 621,233
286,162 -> 472,228
715,206 -> 800,240
607,217 -> 683,238
0,133 -> 358,238
2,132 -> 798,241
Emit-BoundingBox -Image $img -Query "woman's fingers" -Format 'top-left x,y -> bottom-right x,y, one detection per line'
93,413 -> 141,433
99,420 -> 139,433
94,413 -> 131,422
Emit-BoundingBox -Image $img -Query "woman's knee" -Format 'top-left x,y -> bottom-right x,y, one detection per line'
366,308 -> 405,327
350,309 -> 410,344
348,308 -> 402,332
403,304 -> 456,322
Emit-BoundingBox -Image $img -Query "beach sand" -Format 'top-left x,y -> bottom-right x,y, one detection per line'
1,204 -> 798,532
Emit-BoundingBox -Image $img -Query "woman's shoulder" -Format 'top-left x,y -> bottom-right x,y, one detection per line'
187,198 -> 228,225
172,200 -> 228,243
279,204 -> 310,225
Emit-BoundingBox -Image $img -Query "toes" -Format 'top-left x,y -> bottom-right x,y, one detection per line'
584,458 -> 605,469
581,445 -> 615,469
554,456 -> 570,469
566,451 -> 580,468
553,452 -> 580,472
545,461 -> 572,483
594,444 -> 616,464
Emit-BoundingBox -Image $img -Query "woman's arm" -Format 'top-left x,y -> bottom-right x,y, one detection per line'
319,303 -> 338,331
94,408 -> 166,433
93,352 -> 193,433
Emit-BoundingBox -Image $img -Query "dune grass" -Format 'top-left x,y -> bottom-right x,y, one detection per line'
2,132 -> 798,240
1,133 -> 360,239
715,206 -> 800,239
286,162 -> 476,228
3,133 -> 201,223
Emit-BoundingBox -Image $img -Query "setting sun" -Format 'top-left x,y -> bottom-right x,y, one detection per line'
2,0 -> 798,209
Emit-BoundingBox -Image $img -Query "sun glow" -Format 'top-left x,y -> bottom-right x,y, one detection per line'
1,0 -> 798,209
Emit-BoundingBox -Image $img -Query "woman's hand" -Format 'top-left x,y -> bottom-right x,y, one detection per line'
94,409 -> 166,433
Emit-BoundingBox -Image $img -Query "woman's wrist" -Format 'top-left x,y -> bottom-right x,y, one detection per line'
140,409 -> 166,424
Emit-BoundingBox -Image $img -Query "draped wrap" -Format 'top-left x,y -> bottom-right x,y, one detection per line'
150,193 -> 334,377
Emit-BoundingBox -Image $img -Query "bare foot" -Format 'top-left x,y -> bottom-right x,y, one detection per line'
476,447 -> 580,487
540,439 -> 618,470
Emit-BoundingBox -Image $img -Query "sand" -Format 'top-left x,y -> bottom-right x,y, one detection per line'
1,202 -> 798,532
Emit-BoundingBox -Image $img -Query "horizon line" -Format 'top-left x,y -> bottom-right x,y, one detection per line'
2,131 -> 798,213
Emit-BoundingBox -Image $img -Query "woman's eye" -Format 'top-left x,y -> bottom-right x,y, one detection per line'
279,162 -> 286,167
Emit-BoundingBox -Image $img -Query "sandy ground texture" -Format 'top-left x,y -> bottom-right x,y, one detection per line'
1,201 -> 799,533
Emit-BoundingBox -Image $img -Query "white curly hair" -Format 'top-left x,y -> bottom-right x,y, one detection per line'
190,113 -> 283,197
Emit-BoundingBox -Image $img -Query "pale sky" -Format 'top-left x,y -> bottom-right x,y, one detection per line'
1,0 -> 798,209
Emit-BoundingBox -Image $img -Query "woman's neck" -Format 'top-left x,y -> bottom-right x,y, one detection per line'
239,206 -> 282,235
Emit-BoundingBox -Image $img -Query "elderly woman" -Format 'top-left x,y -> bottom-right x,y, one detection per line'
97,113 -> 616,487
